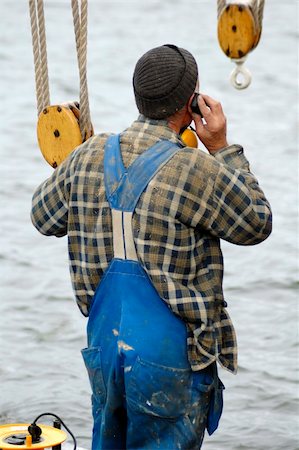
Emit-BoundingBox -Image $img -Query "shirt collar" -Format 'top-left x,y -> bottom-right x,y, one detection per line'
131,115 -> 185,147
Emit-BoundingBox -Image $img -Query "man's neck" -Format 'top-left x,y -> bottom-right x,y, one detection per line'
167,106 -> 191,134
167,119 -> 181,134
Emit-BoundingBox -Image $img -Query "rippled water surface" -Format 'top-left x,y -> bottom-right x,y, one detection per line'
0,1 -> 298,449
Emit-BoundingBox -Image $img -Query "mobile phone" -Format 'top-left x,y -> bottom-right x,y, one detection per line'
191,93 -> 203,117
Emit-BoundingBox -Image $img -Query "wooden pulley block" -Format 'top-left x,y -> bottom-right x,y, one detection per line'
218,4 -> 259,59
37,102 -> 82,168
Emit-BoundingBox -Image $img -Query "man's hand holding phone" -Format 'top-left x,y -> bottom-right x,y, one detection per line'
190,94 -> 228,154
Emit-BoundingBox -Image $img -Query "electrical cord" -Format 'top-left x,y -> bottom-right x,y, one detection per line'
28,412 -> 77,450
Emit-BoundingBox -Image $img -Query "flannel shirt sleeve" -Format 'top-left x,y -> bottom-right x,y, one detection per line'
205,144 -> 272,245
31,154 -> 73,238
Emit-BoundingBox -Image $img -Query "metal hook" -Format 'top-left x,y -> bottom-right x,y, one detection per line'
230,57 -> 252,90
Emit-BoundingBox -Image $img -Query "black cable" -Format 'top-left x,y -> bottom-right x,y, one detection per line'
29,412 -> 77,450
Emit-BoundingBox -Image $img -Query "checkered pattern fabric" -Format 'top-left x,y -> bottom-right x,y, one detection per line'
31,115 -> 272,373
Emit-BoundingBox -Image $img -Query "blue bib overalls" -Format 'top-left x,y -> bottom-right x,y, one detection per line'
82,135 -> 224,449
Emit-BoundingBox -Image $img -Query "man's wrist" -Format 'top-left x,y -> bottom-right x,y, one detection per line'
207,140 -> 229,155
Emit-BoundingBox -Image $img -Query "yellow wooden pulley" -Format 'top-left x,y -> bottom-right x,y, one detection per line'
217,4 -> 259,60
0,423 -> 67,449
181,128 -> 198,148
37,102 -> 83,168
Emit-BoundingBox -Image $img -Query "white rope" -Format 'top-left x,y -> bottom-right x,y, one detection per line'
250,0 -> 266,29
29,0 -> 50,115
71,0 -> 92,141
250,0 -> 259,30
242,0 -> 266,43
37,0 -> 50,108
217,0 -> 227,18
257,0 -> 265,28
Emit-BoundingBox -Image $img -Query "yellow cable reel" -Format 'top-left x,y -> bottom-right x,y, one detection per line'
0,423 -> 67,449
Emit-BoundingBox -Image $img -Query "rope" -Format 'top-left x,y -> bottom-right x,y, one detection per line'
217,0 -> 227,18
37,0 -> 50,108
71,0 -> 92,141
248,0 -> 266,34
257,0 -> 265,28
29,0 -> 50,115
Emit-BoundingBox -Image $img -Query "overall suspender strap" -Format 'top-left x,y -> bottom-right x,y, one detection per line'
104,134 -> 126,200
104,134 -> 183,211
103,134 -> 183,260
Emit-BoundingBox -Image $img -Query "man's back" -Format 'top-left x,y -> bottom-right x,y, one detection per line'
31,114 -> 271,374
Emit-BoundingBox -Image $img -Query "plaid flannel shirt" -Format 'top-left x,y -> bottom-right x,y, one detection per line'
31,115 -> 272,373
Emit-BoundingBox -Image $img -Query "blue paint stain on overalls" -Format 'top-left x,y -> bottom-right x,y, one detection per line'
82,134 -> 224,449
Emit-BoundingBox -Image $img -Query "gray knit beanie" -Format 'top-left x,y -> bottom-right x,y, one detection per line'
133,44 -> 198,119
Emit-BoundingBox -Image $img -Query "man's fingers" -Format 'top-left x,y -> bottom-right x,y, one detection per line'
198,95 -> 211,117
200,94 -> 223,113
192,113 -> 205,134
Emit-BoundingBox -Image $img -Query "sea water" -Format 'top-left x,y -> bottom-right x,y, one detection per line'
0,1 -> 298,449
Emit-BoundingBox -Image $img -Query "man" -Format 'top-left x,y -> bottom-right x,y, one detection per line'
31,44 -> 272,449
